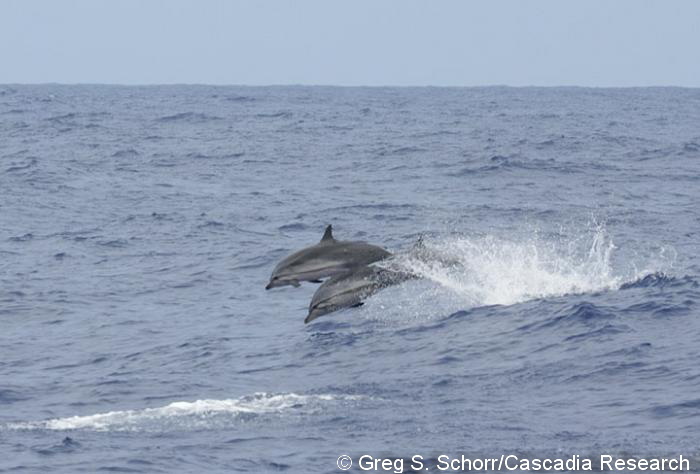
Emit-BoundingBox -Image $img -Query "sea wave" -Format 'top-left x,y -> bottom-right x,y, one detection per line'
6,393 -> 366,432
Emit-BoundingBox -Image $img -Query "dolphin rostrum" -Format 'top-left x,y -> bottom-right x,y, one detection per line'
305,265 -> 416,323
265,225 -> 391,290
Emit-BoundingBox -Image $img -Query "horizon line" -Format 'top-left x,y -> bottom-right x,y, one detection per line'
2,82 -> 700,90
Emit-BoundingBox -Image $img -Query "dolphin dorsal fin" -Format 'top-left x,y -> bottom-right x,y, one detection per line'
320,225 -> 334,243
416,235 -> 425,248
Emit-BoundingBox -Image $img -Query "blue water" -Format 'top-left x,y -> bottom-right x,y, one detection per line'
1,85 -> 699,473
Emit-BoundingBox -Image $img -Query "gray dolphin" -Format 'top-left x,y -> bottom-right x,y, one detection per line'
266,225 -> 391,290
305,265 -> 416,323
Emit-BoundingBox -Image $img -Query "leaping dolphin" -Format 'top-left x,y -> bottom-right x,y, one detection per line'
266,225 -> 391,290
303,236 -> 462,323
305,265 -> 416,323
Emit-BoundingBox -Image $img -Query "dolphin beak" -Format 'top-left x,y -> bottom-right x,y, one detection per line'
265,282 -> 272,290
305,309 -> 321,324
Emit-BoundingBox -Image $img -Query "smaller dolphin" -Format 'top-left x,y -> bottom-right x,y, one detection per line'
400,235 -> 464,269
266,225 -> 391,290
305,265 -> 416,323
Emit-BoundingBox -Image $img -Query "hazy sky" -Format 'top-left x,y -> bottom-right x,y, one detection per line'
2,0 -> 699,86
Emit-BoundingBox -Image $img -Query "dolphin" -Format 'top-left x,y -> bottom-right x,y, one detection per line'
399,235 -> 464,269
305,265 -> 416,323
266,225 -> 391,290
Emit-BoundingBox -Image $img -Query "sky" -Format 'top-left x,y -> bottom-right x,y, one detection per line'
1,0 -> 699,87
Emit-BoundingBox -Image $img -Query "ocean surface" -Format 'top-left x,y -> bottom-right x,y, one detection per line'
1,85 -> 699,473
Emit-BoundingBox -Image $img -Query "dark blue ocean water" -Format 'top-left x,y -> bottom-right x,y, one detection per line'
1,85 -> 699,473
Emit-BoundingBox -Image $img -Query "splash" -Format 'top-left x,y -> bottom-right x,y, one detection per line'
385,224 -> 671,309
6,392 -> 364,432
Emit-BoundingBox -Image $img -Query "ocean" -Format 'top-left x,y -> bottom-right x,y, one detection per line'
1,84 -> 699,473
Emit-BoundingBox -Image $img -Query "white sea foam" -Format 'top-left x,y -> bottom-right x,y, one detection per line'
7,392 -> 364,432
368,223 -> 674,321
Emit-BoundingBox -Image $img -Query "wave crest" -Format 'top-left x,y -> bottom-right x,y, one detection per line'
7,392 -> 364,432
